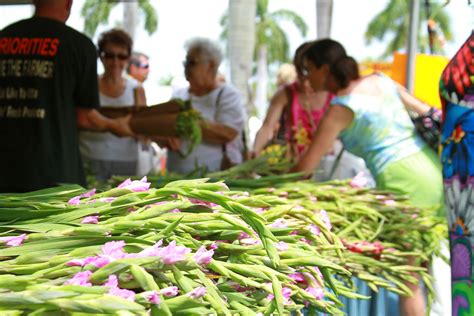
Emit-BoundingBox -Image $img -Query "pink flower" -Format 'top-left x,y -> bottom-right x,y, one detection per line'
193,246 -> 214,266
109,287 -> 136,301
384,199 -> 396,206
137,247 -> 161,258
66,255 -> 111,268
99,197 -> 117,203
307,286 -> 324,300
65,259 -> 86,267
319,210 -> 332,231
350,172 -> 368,188
65,257 -> 94,267
82,188 -> 97,198
103,274 -> 119,288
240,237 -> 261,245
267,287 -> 292,303
118,176 -> 150,192
144,291 -> 161,304
169,208 -> 181,213
238,232 -> 250,240
188,199 -> 217,207
90,256 -> 112,268
282,287 -> 292,302
300,237 -> 311,244
307,224 -> 320,236
64,271 -> 93,286
67,189 -> 97,205
289,273 -> 306,284
309,196 -> 317,202
158,241 -> 191,265
270,219 -> 287,228
0,233 -> 26,247
67,196 -> 81,205
208,243 -> 218,250
275,241 -> 288,251
188,286 -> 206,299
251,207 -> 265,214
310,267 -> 324,281
278,191 -> 288,197
81,215 -> 99,224
101,240 -> 126,259
102,275 -> 131,301
160,286 -> 179,297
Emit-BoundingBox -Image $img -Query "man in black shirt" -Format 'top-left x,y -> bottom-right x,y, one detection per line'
0,0 -> 133,192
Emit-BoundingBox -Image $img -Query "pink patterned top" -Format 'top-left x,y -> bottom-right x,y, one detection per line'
285,82 -> 332,155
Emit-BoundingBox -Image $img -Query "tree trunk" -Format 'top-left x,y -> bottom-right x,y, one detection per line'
227,0 -> 256,114
316,0 -> 333,38
255,45 -> 268,119
123,2 -> 138,40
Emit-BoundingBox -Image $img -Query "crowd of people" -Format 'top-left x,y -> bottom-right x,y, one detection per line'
0,0 -> 473,315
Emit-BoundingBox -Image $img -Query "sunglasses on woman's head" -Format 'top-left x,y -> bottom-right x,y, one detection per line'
132,61 -> 149,69
100,51 -> 129,60
183,59 -> 206,68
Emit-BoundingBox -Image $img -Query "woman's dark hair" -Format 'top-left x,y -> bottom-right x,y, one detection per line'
304,39 -> 359,89
293,41 -> 313,77
330,56 -> 360,89
97,28 -> 133,56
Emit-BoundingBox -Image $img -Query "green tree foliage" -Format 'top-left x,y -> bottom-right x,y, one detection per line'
365,0 -> 453,58
81,0 -> 158,38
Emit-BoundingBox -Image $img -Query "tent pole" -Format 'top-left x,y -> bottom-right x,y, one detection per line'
406,0 -> 420,92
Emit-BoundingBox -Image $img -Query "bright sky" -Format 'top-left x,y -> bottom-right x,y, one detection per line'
0,0 -> 472,101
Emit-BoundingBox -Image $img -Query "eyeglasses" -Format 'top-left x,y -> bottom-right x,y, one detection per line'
132,61 -> 149,69
299,66 -> 310,77
100,51 -> 130,61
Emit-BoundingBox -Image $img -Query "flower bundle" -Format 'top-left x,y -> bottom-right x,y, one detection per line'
247,175 -> 447,309
99,99 -> 203,158
0,178 -> 349,315
0,175 -> 445,314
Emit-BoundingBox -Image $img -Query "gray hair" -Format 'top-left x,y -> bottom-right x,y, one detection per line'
184,37 -> 223,67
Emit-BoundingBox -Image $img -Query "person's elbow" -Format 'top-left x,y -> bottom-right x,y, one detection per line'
76,108 -> 94,130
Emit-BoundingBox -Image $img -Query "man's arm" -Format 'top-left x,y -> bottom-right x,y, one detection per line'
76,108 -> 134,137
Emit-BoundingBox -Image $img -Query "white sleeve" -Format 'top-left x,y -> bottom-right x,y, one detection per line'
215,84 -> 247,133
171,87 -> 189,100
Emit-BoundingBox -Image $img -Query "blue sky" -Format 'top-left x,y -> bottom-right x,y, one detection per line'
1,0 -> 472,93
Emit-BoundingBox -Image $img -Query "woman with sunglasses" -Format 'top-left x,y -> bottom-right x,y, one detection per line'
253,42 -> 332,160
291,39 -> 444,316
80,28 -> 146,182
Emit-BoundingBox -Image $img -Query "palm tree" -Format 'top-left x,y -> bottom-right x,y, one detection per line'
220,0 -> 308,118
81,0 -> 158,39
365,0 -> 452,58
226,0 -> 257,115
316,0 -> 333,39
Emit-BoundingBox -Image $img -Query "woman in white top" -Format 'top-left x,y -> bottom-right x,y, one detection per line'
80,28 -> 146,182
163,37 -> 246,174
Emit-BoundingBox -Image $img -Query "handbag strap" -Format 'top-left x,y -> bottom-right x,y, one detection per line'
215,86 -> 228,155
327,145 -> 345,180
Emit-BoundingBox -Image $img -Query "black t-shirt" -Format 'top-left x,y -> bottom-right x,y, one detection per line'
0,17 -> 100,192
